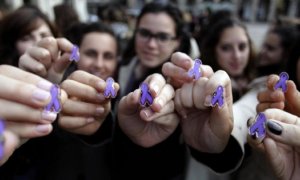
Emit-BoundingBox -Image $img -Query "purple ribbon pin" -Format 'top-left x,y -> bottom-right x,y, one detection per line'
274,72 -> 289,92
0,119 -> 4,160
248,113 -> 267,140
140,83 -> 153,107
188,59 -> 202,80
211,86 -> 224,107
44,84 -> 61,113
69,45 -> 80,62
104,77 -> 117,98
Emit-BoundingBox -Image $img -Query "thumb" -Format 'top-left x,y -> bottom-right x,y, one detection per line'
118,89 -> 141,116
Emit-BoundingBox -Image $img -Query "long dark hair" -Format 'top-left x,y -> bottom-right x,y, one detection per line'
121,2 -> 190,66
201,17 -> 256,81
286,34 -> 300,89
0,5 -> 57,66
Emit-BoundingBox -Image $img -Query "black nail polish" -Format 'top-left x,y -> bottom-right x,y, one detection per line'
267,120 -> 282,135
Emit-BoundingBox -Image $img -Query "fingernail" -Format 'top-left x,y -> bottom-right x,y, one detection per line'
87,117 -> 95,123
97,81 -> 106,89
42,111 -> 57,122
152,84 -> 160,95
96,93 -> 106,101
36,124 -> 51,133
96,107 -> 104,115
204,95 -> 212,107
267,120 -> 282,135
37,80 -> 53,91
143,108 -> 154,118
33,89 -> 51,102
155,98 -> 164,109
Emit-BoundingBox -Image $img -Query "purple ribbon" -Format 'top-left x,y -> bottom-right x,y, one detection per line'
248,113 -> 267,139
188,59 -> 202,80
211,85 -> 224,107
0,119 -> 4,160
104,77 -> 117,98
69,45 -> 80,62
140,83 -> 153,107
274,72 -> 289,92
45,84 -> 61,113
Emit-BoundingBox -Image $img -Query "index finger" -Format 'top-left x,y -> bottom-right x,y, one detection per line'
67,70 -> 120,94
0,65 -> 53,89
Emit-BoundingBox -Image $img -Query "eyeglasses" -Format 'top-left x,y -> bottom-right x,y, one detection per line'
136,28 -> 177,46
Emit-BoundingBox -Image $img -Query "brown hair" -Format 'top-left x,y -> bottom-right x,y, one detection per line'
0,5 -> 57,66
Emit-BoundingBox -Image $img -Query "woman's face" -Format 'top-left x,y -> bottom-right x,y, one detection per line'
258,32 -> 283,67
16,19 -> 52,55
77,32 -> 118,80
215,26 -> 250,77
135,12 -> 179,68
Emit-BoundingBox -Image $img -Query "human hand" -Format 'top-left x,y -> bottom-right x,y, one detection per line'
59,70 -> 119,135
0,65 -> 67,165
257,74 -> 300,116
118,73 -> 179,147
19,37 -> 76,84
247,109 -> 300,180
175,70 -> 233,153
162,52 -> 213,89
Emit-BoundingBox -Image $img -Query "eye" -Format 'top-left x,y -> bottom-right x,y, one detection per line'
157,33 -> 172,42
239,43 -> 248,51
138,29 -> 151,38
84,49 -> 97,58
40,32 -> 52,38
103,52 -> 116,60
20,35 -> 32,42
220,44 -> 231,51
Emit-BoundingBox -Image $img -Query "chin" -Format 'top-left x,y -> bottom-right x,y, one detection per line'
140,59 -> 161,68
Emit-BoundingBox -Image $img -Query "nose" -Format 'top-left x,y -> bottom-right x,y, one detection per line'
95,55 -> 104,68
233,47 -> 242,61
147,37 -> 159,48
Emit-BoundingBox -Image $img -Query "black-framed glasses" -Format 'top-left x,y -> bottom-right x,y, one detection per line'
136,28 -> 177,45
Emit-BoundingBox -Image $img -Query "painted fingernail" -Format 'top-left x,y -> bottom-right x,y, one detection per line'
36,124 -> 51,133
96,107 -> 105,115
33,88 -> 51,102
42,111 -> 57,122
37,80 -> 53,91
267,120 -> 282,135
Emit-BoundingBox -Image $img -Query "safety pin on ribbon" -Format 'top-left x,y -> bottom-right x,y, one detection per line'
69,45 -> 80,62
274,72 -> 289,92
248,112 -> 267,140
103,77 -> 117,98
188,59 -> 202,80
211,85 -> 224,108
139,83 -> 153,107
44,84 -> 61,113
